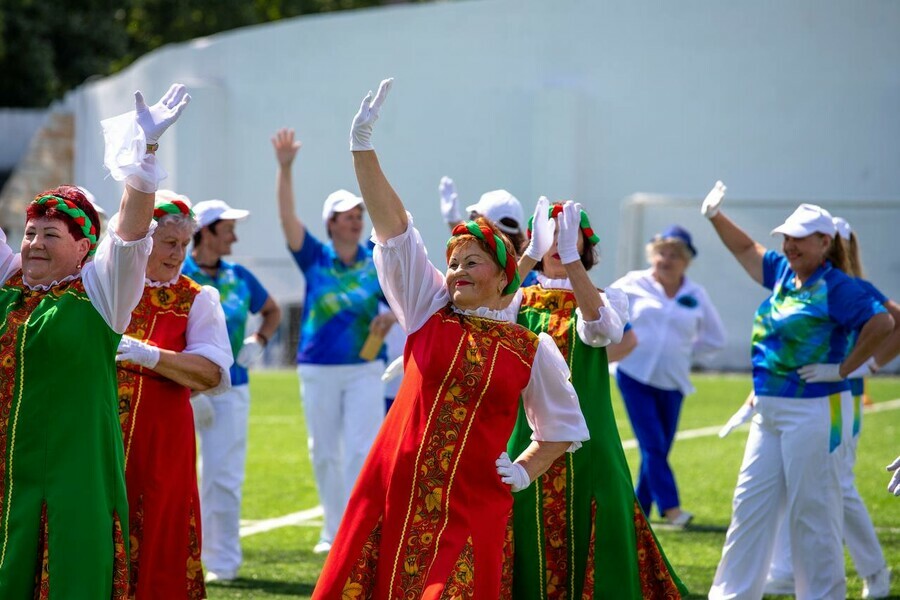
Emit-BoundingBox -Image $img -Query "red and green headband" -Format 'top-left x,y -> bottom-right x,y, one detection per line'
448,221 -> 521,295
153,199 -> 194,221
32,194 -> 99,255
527,202 -> 600,245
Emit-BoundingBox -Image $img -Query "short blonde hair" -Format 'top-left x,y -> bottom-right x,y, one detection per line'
645,238 -> 693,264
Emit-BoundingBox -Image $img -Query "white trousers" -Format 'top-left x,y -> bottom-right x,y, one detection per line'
767,393 -> 886,583
198,384 -> 251,576
298,361 -> 385,543
709,393 -> 847,600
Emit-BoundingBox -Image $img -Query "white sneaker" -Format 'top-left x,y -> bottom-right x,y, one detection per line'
862,567 -> 890,599
205,570 -> 236,583
762,576 -> 794,595
313,539 -> 332,554
666,511 -> 693,529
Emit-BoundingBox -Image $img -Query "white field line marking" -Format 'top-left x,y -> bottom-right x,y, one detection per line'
239,399 -> 900,538
621,397 -> 900,450
240,505 -> 323,538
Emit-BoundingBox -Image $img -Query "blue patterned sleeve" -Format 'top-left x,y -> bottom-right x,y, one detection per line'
234,265 -> 270,314
289,230 -> 324,272
762,250 -> 788,290
827,271 -> 887,330
856,278 -> 889,306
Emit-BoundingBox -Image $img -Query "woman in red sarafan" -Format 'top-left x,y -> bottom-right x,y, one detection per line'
115,191 -> 233,598
311,79 -> 590,600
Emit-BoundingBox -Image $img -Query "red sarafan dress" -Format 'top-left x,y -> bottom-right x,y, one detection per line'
312,220 -> 589,600
118,276 -> 230,599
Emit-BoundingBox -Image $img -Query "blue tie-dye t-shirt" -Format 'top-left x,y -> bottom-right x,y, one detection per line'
751,251 -> 885,398
291,233 -> 386,365
848,278 -> 888,397
183,255 -> 270,387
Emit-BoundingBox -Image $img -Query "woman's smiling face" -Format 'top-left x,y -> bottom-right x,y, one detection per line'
21,217 -> 90,286
147,220 -> 193,283
782,232 -> 830,279
445,240 -> 506,311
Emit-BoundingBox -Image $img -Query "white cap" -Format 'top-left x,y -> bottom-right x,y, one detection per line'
770,203 -> 836,238
77,185 -> 106,217
832,216 -> 852,241
193,199 -> 250,228
155,189 -> 192,209
322,189 -> 364,227
465,189 -> 524,235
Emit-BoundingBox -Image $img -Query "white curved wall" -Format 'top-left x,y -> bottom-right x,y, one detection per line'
72,0 -> 900,369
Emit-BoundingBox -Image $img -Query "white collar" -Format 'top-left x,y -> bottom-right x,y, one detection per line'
145,270 -> 182,288
451,304 -> 515,323
536,272 -> 573,290
22,272 -> 81,291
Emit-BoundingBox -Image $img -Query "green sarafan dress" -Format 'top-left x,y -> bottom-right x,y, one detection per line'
0,273 -> 129,599
508,284 -> 687,599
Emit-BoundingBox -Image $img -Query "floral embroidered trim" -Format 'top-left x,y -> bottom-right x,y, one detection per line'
633,501 -> 682,598
541,456 -> 568,599
112,511 -> 129,600
443,535 -> 475,598
187,501 -> 205,598
34,502 -> 49,599
343,516 -> 382,599
129,496 -> 144,593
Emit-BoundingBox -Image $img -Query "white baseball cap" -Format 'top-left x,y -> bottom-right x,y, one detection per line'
770,203 -> 836,238
465,189 -> 524,235
193,199 -> 250,228
322,189 -> 364,227
832,216 -> 852,241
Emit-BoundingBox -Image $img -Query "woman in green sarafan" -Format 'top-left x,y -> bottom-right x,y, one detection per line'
0,83 -> 189,598
505,198 -> 687,598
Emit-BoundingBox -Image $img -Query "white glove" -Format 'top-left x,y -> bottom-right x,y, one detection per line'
350,78 -> 393,151
556,201 -> 582,265
797,363 -> 844,383
439,176 -> 463,225
496,452 -> 530,492
718,403 -> 755,438
116,336 -> 160,369
845,356 -> 879,379
524,196 -> 556,261
701,180 -> 727,219
887,455 -> 900,497
135,83 -> 191,145
190,395 -> 215,431
381,356 -> 404,383
236,336 -> 265,369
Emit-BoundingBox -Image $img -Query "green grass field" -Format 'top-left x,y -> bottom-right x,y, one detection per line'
207,371 -> 900,599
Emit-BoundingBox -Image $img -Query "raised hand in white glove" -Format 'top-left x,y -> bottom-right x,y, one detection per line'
496,452 -> 531,492
887,455 -> 900,496
190,395 -> 216,431
350,78 -> 393,152
381,356 -> 404,383
439,176 -> 463,225
718,403 -> 755,438
556,201 -> 582,265
845,357 -> 879,379
236,336 -> 265,369
116,336 -> 160,369
135,83 -> 191,145
524,196 -> 556,261
701,180 -> 727,219
797,363 -> 844,383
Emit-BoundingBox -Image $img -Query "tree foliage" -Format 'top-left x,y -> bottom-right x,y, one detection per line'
0,0 -> 419,108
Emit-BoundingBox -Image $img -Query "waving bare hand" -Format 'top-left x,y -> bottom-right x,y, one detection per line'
272,128 -> 302,167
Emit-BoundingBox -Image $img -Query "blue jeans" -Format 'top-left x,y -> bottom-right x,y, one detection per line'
616,369 -> 684,516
